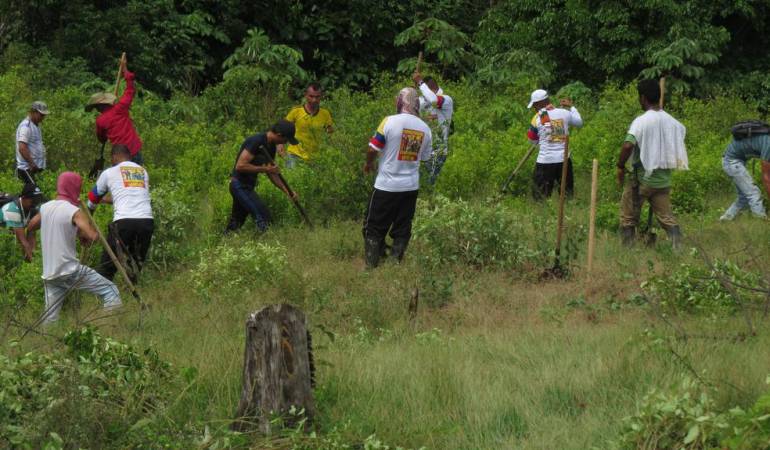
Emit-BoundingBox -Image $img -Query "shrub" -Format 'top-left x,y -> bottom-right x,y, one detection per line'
616,376 -> 770,450
641,260 -> 766,315
192,239 -> 288,301
0,328 -> 171,448
412,196 -> 546,270
616,377 -> 726,449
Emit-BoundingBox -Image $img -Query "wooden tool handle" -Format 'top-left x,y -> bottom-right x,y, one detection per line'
114,52 -> 126,96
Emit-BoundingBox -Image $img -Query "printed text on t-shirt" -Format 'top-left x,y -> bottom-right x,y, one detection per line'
397,129 -> 425,161
548,119 -> 566,142
121,167 -> 146,188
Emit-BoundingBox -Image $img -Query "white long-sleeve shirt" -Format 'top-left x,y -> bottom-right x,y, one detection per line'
418,83 -> 453,154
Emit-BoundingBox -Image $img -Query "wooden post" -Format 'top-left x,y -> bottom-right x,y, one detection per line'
416,51 -> 423,73
233,304 -> 315,434
80,201 -> 143,304
115,52 -> 126,96
659,77 -> 666,109
587,159 -> 599,273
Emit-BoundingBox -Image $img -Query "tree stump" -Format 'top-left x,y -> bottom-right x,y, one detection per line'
232,304 -> 315,433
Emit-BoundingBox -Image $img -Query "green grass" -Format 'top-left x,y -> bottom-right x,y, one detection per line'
4,191 -> 770,449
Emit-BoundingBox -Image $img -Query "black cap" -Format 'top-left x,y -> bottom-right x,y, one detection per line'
273,119 -> 299,145
21,184 -> 42,199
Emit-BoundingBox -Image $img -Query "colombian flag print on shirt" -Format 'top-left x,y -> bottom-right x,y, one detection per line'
369,118 -> 388,150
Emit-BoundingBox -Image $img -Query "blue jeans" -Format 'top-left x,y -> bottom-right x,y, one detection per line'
722,157 -> 766,218
226,178 -> 271,232
42,266 -> 121,324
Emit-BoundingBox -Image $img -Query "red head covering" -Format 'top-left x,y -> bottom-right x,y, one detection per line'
56,172 -> 82,206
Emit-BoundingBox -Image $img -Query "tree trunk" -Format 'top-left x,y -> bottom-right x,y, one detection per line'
232,304 -> 315,433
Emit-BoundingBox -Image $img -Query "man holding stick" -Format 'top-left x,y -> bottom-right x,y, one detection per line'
412,71 -> 454,184
87,144 -> 154,282
616,79 -> 688,248
526,90 -> 583,199
15,101 -> 50,188
362,87 -> 432,268
225,120 -> 299,233
87,55 -> 145,165
26,172 -> 122,325
719,123 -> 770,220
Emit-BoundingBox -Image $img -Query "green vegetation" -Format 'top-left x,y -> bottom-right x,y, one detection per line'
2,2 -> 770,448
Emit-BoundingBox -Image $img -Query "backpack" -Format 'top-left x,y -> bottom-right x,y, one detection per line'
731,120 -> 770,140
0,193 -> 17,208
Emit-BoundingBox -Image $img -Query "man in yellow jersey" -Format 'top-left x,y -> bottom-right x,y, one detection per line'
281,82 -> 334,167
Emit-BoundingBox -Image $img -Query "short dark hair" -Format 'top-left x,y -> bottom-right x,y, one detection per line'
112,144 -> 131,158
423,77 -> 439,89
637,79 -> 661,104
306,82 -> 322,92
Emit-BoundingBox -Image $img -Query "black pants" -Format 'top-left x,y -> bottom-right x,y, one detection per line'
98,218 -> 154,281
225,178 -> 271,233
363,189 -> 418,243
533,159 -> 574,200
16,168 -> 38,187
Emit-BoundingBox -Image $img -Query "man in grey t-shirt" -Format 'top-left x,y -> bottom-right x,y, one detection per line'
15,101 -> 49,187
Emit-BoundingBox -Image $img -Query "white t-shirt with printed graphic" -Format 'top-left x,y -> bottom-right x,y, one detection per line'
15,117 -> 46,170
529,107 -> 583,164
92,161 -> 153,221
418,84 -> 453,154
368,113 -> 433,192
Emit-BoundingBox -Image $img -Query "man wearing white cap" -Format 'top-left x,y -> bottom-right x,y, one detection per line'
526,89 -> 583,199
15,101 -> 50,187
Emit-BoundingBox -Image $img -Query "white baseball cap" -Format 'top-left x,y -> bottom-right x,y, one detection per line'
527,89 -> 548,108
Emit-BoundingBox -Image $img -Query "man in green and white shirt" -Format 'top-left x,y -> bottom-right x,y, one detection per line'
1,184 -> 42,261
617,79 -> 688,248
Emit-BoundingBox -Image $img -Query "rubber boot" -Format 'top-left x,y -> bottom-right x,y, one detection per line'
364,237 -> 382,268
390,238 -> 409,263
620,226 -> 635,247
667,226 -> 683,251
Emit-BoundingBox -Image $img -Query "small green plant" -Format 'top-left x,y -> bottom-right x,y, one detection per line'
192,240 -> 288,301
616,377 -> 726,449
413,196 -> 545,270
0,328 -> 172,448
641,259 -> 766,315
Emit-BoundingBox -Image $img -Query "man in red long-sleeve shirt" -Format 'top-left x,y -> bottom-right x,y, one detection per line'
86,59 -> 144,165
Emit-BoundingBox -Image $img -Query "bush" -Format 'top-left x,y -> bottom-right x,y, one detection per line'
192,239 -> 288,301
412,196 -> 547,270
616,377 -> 726,449
616,376 -> 770,450
641,260 -> 766,315
0,328 -> 171,448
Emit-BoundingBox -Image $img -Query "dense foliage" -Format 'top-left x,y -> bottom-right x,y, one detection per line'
2,0 -> 769,105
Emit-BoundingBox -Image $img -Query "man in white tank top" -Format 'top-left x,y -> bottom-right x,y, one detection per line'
27,172 -> 121,324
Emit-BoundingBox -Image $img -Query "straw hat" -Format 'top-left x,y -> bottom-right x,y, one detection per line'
85,92 -> 117,111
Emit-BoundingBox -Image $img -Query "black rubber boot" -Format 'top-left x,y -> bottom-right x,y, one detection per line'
620,226 -> 636,247
364,237 -> 382,268
390,238 -> 409,263
667,226 -> 683,251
